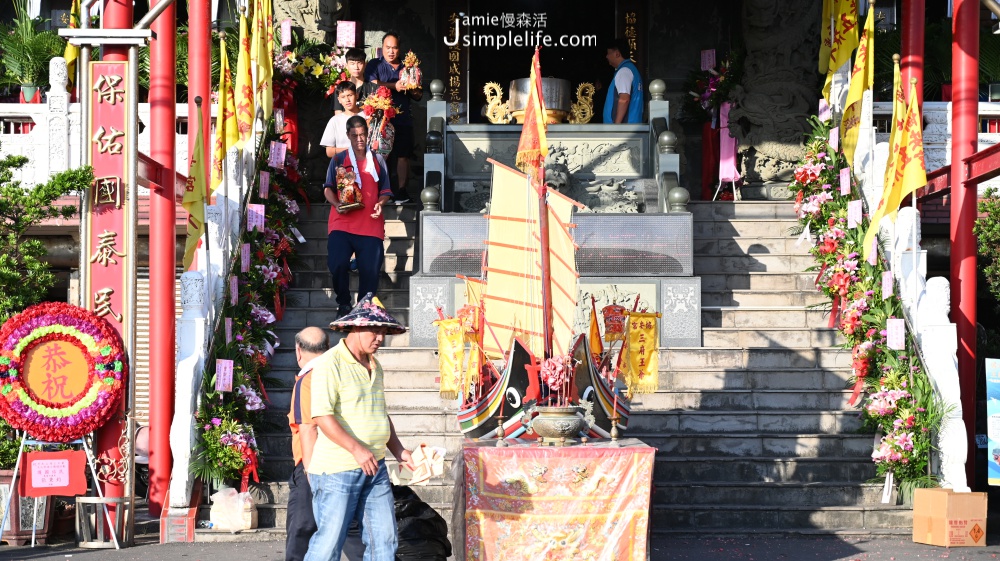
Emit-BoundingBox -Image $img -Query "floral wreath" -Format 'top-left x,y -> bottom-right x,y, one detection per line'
0,302 -> 127,442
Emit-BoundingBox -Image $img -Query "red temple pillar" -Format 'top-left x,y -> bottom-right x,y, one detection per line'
94,0 -> 133,515
148,0 -> 177,517
901,0 -> 924,106
951,0 -> 979,488
188,0 -> 211,168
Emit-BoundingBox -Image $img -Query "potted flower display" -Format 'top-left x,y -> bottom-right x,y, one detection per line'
0,0 -> 67,101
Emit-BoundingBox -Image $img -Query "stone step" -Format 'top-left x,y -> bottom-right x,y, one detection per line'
652,504 -> 912,532
261,399 -> 864,435
368,346 -> 849,371
702,327 -> 844,348
295,204 -> 421,225
699,271 -> 818,292
653,456 -> 876,483
274,307 -> 411,330
693,218 -> 801,239
693,236 -> 811,256
267,362 -> 856,392
654,482 -> 889,507
702,306 -> 830,328
693,253 -> 816,273
296,218 -> 417,240
297,237 -> 416,257
282,287 -> 411,309
701,289 -> 827,307
194,498 -> 910,536
292,269 -> 411,289
257,431 -> 876,459
255,453 -> 878,488
687,201 -> 797,221
270,326 -> 413,351
291,253 -> 416,274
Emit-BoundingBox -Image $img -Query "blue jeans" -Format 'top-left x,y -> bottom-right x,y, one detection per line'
327,230 -> 384,315
304,460 -> 396,561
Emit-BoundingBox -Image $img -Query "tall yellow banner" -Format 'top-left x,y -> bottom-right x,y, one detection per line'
622,312 -> 660,395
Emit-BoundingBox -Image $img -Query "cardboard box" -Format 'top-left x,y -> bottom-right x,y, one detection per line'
912,488 -> 987,547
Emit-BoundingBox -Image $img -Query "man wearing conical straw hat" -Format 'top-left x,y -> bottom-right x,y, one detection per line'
305,294 -> 414,561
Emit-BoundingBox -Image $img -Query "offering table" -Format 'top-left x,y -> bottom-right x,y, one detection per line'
453,438 -> 654,560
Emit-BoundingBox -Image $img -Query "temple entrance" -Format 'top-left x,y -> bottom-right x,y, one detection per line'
461,0 -> 616,123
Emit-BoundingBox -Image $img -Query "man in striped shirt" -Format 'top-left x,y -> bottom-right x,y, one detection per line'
305,294 -> 414,561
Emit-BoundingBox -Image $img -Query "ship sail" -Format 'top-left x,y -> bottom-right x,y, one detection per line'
481,160 -> 581,359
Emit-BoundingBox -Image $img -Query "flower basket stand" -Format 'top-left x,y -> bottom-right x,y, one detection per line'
0,470 -> 53,546
0,434 -> 122,549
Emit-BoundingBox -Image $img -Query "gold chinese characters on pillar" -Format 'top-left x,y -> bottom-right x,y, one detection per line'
85,61 -> 132,343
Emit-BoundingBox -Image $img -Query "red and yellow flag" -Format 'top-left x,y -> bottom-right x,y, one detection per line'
515,47 -> 548,175
862,81 -> 926,261
882,55 -> 905,192
822,0 -> 859,102
233,8 -> 254,149
840,4 -> 874,166
212,34 -> 237,191
819,0 -> 833,74
183,105 -> 208,270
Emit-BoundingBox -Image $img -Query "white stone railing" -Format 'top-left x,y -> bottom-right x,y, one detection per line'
0,98 -> 213,192
860,102 -> 970,492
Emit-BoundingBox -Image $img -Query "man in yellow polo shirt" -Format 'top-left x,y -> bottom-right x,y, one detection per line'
305,294 -> 414,561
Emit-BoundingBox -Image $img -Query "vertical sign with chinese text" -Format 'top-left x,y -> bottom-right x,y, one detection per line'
85,61 -> 131,345
439,2 -> 467,124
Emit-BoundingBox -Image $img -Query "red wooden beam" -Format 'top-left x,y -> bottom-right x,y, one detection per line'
916,165 -> 952,202
137,152 -> 187,202
964,140 -> 1000,186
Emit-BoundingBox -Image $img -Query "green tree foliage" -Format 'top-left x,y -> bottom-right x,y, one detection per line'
0,148 -> 93,323
975,188 -> 1000,308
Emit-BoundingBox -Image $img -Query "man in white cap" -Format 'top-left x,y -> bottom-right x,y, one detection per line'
304,294 -> 414,561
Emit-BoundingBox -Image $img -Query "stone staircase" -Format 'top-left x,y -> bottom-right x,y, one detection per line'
195,200 -> 913,540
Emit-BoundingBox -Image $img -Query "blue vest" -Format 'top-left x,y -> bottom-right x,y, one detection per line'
603,60 -> 644,123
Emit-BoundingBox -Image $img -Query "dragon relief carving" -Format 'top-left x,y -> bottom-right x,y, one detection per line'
484,82 -> 512,124
568,83 -> 595,124
728,0 -> 821,184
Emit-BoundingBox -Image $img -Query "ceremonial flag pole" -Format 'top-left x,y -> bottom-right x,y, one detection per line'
861,79 -> 927,263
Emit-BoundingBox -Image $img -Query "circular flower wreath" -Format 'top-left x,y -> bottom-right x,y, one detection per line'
0,302 -> 126,442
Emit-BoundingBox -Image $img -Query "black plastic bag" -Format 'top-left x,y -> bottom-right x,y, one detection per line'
393,485 -> 452,561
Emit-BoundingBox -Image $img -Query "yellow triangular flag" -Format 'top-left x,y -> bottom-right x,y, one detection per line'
212,34 -> 237,191
233,8 -> 254,149
862,81 -> 927,261
840,5 -> 874,166
882,55 -> 905,192
64,0 -> 81,86
822,0 -> 860,102
252,0 -> 273,120
182,104 -> 208,270
819,0 -> 833,75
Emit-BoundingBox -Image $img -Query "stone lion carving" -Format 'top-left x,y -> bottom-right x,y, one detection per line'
728,0 -> 820,183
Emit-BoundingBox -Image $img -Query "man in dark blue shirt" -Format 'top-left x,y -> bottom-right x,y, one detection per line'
364,32 -> 423,204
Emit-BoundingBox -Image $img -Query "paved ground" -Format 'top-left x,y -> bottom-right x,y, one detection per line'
5,535 -> 1000,561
